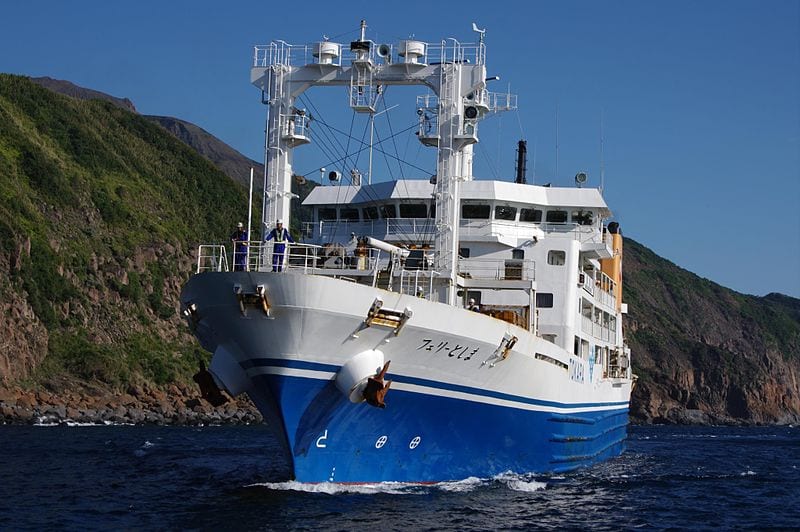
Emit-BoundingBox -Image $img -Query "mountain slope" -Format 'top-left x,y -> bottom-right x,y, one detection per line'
624,238 -> 800,424
0,73 -> 248,388
145,116 -> 263,188
29,76 -> 264,189
30,76 -> 137,112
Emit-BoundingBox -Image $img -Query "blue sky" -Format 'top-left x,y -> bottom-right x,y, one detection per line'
1,0 -> 798,297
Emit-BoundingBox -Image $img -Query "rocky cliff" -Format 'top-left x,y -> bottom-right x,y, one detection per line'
624,238 -> 800,424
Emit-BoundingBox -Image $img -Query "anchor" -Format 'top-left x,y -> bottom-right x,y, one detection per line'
362,361 -> 392,408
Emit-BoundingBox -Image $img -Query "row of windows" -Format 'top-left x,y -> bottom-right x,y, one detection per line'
573,337 -> 612,367
316,203 -> 594,225
318,203 -> 427,222
466,205 -> 593,225
580,297 -> 617,329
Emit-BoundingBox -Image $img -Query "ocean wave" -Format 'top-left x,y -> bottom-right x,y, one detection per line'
494,471 -> 547,492
437,476 -> 484,492
32,418 -> 134,427
134,440 -> 158,457
245,480 -> 425,495
247,472 -> 547,495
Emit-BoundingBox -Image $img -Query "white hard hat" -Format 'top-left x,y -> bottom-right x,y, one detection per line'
237,222 -> 243,228
469,298 -> 475,304
276,219 -> 283,224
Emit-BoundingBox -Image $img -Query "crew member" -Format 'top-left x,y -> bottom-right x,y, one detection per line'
264,219 -> 294,272
230,222 -> 248,271
468,298 -> 480,312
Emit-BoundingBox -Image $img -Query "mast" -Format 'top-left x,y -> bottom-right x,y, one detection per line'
600,108 -> 605,192
251,23 -> 512,304
259,45 -> 299,236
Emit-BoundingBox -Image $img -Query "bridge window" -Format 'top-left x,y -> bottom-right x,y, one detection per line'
318,207 -> 337,221
380,204 -> 397,218
572,210 -> 594,225
494,205 -> 517,221
546,210 -> 568,223
462,203 -> 490,219
512,249 -> 524,260
459,247 -> 471,258
363,206 -> 379,220
399,203 -> 428,218
520,208 -> 542,222
547,250 -> 566,266
340,208 -> 360,222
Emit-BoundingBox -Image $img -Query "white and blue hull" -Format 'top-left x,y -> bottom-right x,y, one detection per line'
181,271 -> 631,483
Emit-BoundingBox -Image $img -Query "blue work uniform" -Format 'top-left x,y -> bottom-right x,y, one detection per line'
265,226 -> 294,272
230,228 -> 248,271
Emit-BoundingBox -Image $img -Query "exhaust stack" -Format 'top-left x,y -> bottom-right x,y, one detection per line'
515,140 -> 527,184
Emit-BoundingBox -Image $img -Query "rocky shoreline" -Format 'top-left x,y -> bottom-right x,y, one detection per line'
0,384 -> 263,426
2,385 -> 797,428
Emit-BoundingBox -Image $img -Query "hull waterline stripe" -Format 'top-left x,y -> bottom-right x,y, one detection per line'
248,367 -> 622,414
242,357 -> 630,411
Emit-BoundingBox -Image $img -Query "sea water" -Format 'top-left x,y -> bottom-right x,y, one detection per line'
0,424 -> 797,530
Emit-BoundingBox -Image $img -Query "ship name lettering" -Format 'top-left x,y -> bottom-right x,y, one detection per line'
569,358 -> 584,383
417,338 -> 479,360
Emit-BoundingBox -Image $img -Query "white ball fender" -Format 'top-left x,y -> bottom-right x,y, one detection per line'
335,349 -> 385,403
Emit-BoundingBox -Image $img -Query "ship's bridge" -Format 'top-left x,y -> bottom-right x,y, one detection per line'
300,180 -> 611,247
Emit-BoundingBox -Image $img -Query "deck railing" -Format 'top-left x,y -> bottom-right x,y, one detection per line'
581,315 -> 617,343
303,219 -> 602,246
458,257 -> 535,281
253,39 -> 485,69
196,241 -> 388,274
196,245 -> 229,273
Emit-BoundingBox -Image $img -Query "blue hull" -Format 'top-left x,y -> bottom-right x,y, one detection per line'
245,366 -> 629,483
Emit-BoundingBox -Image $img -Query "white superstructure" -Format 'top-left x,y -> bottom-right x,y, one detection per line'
296,178 -> 629,376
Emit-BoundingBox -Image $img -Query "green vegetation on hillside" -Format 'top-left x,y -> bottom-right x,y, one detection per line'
0,74 -> 249,388
624,238 -> 799,361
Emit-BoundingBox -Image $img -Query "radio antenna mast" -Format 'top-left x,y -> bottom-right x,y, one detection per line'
600,108 -> 605,192
555,101 -> 559,182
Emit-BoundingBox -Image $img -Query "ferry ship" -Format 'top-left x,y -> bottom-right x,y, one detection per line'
181,21 -> 634,483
